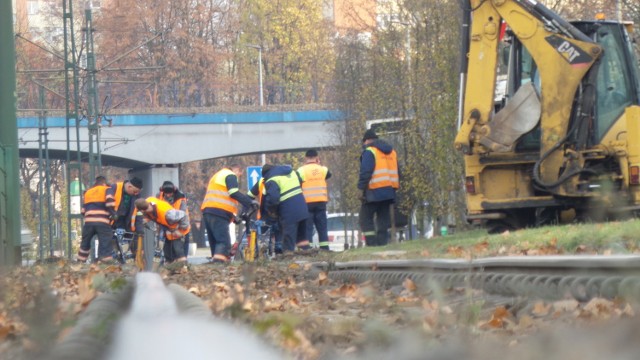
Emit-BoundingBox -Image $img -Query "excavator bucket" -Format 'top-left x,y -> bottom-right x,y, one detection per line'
478,82 -> 541,152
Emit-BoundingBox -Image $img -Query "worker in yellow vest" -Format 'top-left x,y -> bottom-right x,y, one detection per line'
358,129 -> 399,246
201,164 -> 257,263
262,164 -> 309,252
297,149 -> 332,250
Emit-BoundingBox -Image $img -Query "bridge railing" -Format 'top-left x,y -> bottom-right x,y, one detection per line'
17,81 -> 336,113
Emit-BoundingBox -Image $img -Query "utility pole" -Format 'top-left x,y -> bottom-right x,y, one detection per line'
63,0 -> 84,259
37,85 -> 55,258
0,0 -> 21,265
246,44 -> 264,106
617,0 -> 622,22
84,2 -> 102,181
247,44 -> 265,164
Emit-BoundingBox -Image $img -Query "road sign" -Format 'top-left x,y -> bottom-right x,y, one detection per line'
247,166 -> 262,192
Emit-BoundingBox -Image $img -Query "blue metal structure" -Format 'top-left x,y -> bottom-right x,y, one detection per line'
0,0 -> 21,266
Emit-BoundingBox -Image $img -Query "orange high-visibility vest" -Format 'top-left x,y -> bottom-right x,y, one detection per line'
83,185 -> 110,224
106,182 -> 125,211
298,163 -> 328,203
200,168 -> 239,217
159,192 -> 191,235
367,147 -> 399,190
106,181 -> 138,231
147,197 -> 190,240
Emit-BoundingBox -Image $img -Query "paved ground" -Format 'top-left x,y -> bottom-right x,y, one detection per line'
188,246 -> 211,265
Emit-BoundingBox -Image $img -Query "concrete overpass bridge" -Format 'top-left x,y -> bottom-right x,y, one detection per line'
18,108 -> 344,195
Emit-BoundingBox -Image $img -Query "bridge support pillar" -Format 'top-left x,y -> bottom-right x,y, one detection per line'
129,164 -> 180,198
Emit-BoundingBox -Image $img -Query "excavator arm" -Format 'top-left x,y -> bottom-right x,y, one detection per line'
455,0 -> 603,192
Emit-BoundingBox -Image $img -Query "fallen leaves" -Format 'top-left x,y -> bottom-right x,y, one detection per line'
318,271 -> 328,285
78,273 -> 97,307
3,258 -> 640,360
481,306 -> 512,329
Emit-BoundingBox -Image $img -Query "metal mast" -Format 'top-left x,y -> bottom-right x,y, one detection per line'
63,0 -> 84,259
0,0 -> 21,265
84,3 -> 102,181
37,85 -> 55,258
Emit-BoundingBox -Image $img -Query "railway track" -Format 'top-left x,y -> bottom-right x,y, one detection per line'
309,255 -> 640,302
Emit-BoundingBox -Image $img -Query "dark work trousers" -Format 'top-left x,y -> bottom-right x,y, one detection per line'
79,222 -> 113,260
203,213 -> 232,258
269,221 -> 283,254
164,237 -> 185,263
306,202 -> 328,249
182,232 -> 191,257
360,199 -> 393,246
281,218 -> 307,252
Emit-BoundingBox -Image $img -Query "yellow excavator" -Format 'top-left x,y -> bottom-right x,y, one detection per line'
455,0 -> 640,233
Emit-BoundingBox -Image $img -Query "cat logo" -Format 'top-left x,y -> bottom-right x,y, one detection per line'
545,35 -> 593,66
557,41 -> 581,62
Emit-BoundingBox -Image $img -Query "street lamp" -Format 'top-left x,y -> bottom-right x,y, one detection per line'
246,44 -> 263,107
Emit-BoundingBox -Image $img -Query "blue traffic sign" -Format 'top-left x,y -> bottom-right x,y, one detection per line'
246,166 -> 262,192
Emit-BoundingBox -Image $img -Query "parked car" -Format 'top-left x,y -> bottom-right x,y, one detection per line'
312,213 -> 362,252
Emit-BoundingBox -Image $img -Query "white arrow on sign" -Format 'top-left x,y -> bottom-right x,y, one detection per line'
250,169 -> 260,187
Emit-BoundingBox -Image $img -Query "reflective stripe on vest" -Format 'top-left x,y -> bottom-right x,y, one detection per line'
367,147 -> 399,190
298,163 -> 328,203
105,182 -> 125,211
200,168 -> 239,215
147,197 -> 190,240
83,185 -> 110,224
267,172 -> 303,202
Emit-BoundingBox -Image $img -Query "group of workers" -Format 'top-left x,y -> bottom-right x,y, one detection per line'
76,128 -> 399,267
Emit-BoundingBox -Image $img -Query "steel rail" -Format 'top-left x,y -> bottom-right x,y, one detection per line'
309,255 -> 640,301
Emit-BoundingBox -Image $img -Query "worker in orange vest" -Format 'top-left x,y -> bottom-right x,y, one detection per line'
77,176 -> 112,263
297,149 -> 332,250
105,177 -> 144,258
135,197 -> 190,265
157,181 -> 191,257
358,129 -> 399,246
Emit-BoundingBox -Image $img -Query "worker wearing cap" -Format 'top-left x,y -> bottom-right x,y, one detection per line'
105,177 -> 145,262
297,149 -> 332,250
358,129 -> 399,246
157,181 -> 191,257
262,164 -> 310,252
